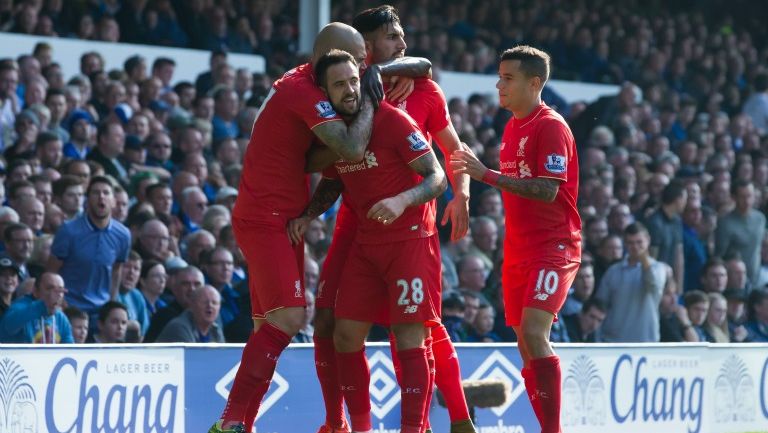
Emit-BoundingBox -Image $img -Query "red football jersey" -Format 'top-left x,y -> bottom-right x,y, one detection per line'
499,103 -> 582,262
233,63 -> 342,220
324,103 -> 436,244
334,78 -> 450,233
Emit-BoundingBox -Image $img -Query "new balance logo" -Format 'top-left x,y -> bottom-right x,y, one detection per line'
404,305 -> 418,314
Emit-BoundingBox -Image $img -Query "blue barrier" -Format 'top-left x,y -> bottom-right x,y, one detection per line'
1,343 -> 767,433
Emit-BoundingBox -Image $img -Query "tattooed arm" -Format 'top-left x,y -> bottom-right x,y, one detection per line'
367,150 -> 447,224
312,97 -> 374,162
286,178 -> 344,244
449,149 -> 560,202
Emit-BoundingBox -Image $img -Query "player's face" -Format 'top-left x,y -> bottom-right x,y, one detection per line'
324,61 -> 361,117
496,60 -> 539,112
368,22 -> 406,64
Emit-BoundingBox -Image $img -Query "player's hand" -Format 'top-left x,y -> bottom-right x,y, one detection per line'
386,76 -> 414,103
441,196 -> 469,241
361,64 -> 384,109
450,149 -> 488,181
367,196 -> 406,225
287,216 -> 311,245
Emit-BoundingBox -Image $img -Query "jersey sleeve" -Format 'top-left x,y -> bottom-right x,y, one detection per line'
392,110 -> 433,165
422,80 -> 451,135
534,119 -> 573,182
291,81 -> 343,130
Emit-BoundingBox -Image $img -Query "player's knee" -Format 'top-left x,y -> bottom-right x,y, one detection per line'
266,307 -> 305,336
520,325 -> 549,350
313,308 -> 335,337
333,323 -> 366,353
391,323 -> 426,351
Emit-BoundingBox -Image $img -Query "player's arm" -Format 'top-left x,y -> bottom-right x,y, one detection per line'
312,97 -> 374,162
377,56 -> 432,79
450,149 -> 559,202
367,151 -> 447,224
305,144 -> 340,172
287,177 -> 344,244
432,125 -> 470,239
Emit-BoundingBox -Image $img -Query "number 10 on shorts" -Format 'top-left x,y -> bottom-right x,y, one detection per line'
534,269 -> 559,301
397,277 -> 424,314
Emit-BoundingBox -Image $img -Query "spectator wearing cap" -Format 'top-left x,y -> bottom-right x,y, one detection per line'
215,186 -> 237,212
2,223 -> 34,280
0,257 -> 20,318
563,298 -> 607,343
5,109 -> 39,161
0,272 -> 72,343
63,109 -> 95,160
48,176 -> 131,317
88,122 -> 129,185
144,265 -> 204,342
646,180 -> 687,291
715,180 -> 765,287
211,87 -> 239,141
157,284 -> 224,343
745,289 -> 768,342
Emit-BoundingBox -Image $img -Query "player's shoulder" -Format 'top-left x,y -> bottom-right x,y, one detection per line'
538,104 -> 568,125
275,63 -> 317,91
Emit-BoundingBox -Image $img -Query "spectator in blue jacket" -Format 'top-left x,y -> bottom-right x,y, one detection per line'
0,271 -> 72,343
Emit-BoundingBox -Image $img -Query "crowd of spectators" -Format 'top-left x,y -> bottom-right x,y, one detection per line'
0,0 -> 768,345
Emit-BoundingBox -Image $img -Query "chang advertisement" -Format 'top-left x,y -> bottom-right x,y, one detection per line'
0,347 -> 184,433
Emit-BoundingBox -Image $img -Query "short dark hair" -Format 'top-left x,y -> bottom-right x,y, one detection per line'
624,222 -> 648,237
86,175 -> 115,196
442,292 -> 466,311
500,45 -> 551,83
146,182 -> 171,199
64,306 -> 88,322
124,55 -> 144,74
98,301 -> 128,323
7,180 -> 34,200
36,131 -> 61,149
315,49 -> 357,88
199,246 -> 232,266
684,290 -> 710,308
748,289 -> 768,321
352,5 -> 400,35
52,175 -> 83,198
140,259 -> 164,280
152,57 -> 176,71
45,88 -> 65,102
731,179 -> 753,196
3,222 -> 32,243
661,180 -> 687,205
582,298 -> 607,314
702,257 -> 726,274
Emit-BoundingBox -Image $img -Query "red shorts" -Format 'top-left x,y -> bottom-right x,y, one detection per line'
502,257 -> 579,326
335,235 -> 441,325
316,214 -> 356,309
233,216 -> 305,319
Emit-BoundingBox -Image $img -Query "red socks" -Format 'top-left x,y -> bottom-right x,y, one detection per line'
421,337 -> 435,433
528,355 -> 562,433
222,323 -> 291,425
397,347 -> 430,433
336,349 -> 372,432
431,325 -> 470,422
313,336 -> 346,428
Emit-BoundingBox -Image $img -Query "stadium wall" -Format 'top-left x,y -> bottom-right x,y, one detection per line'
0,343 -> 766,433
0,32 -> 617,105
